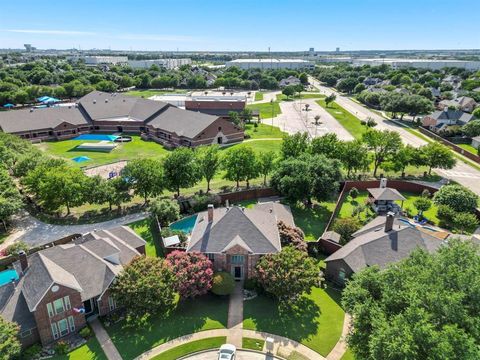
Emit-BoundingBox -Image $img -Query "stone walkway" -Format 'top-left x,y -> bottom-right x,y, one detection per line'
226,282 -> 244,348
90,318 -> 123,360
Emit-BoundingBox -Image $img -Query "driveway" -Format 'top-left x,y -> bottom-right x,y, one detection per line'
184,350 -> 281,360
1,211 -> 148,250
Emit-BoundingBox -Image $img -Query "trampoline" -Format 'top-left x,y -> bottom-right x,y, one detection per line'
73,134 -> 119,141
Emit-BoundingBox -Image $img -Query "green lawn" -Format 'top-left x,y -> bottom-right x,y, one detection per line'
289,201 -> 337,241
106,294 -> 228,360
243,286 -> 345,356
126,89 -> 188,97
241,139 -> 282,155
458,143 -> 478,155
38,135 -> 169,168
242,337 -> 265,351
340,349 -> 355,360
245,123 -> 285,139
128,218 -> 163,257
400,191 -> 440,225
276,93 -> 324,101
254,92 -> 264,101
316,100 -> 367,140
246,101 -> 281,119
152,337 -> 226,360
50,337 -> 106,360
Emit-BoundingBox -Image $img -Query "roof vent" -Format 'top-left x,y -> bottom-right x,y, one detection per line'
93,100 -> 97,104
105,99 -> 108,103
68,105 -> 72,109
123,99 -> 126,102
30,108 -> 34,112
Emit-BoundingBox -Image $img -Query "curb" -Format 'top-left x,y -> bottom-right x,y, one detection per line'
178,348 -> 285,360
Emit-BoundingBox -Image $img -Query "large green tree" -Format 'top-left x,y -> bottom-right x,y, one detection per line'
0,168 -> 22,231
122,158 -> 164,204
258,151 -> 277,186
462,119 -> 480,137
222,146 -> 259,188
281,132 -> 310,159
310,133 -> 341,159
0,317 -> 21,360
197,145 -> 221,192
343,240 -> 480,360
362,129 -> 403,177
433,184 -> 478,213
163,147 -> 201,197
420,142 -> 456,175
338,140 -> 370,177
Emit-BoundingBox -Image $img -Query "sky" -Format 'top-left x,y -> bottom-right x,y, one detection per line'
1,0 -> 479,51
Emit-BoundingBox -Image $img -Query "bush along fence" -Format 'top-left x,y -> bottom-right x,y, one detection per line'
419,127 -> 480,163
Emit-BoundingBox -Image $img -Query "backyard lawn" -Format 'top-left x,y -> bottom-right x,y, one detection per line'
105,294 -> 228,360
152,337 -> 226,360
242,337 -> 265,351
289,201 -> 337,241
316,100 -> 367,140
246,100 -> 281,119
243,286 -> 345,356
128,218 -> 163,257
458,143 -> 478,155
254,91 -> 264,101
50,337 -> 106,360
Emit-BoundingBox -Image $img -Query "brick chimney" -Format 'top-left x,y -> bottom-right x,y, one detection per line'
207,204 -> 214,223
18,251 -> 28,272
385,211 -> 395,232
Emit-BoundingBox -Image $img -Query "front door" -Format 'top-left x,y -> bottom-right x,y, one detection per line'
234,266 -> 242,280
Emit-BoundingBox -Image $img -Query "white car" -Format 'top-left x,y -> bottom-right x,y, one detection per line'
218,344 -> 236,360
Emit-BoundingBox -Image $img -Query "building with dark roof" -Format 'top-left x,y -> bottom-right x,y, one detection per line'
422,108 -> 474,131
187,203 -> 293,280
0,226 -> 146,347
0,91 -> 244,148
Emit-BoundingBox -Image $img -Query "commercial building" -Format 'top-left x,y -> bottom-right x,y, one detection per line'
82,56 -> 128,65
128,58 -> 192,69
352,58 -> 480,70
185,95 -> 246,117
225,58 -> 314,70
0,91 -> 244,148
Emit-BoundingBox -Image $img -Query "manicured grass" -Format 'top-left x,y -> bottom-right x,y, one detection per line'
400,191 -> 440,225
286,351 -> 310,360
289,201 -> 337,241
240,139 -> 283,155
245,123 -> 285,139
254,91 -> 264,101
126,89 -> 188,97
151,337 -> 226,360
105,294 -> 228,360
340,349 -> 355,360
458,143 -> 478,155
242,337 -> 265,351
128,218 -> 163,257
50,337 -> 107,360
246,101 -> 281,119
316,100 -> 367,140
243,286 -> 345,356
276,93 -> 325,101
338,193 -> 374,223
38,135 -> 169,168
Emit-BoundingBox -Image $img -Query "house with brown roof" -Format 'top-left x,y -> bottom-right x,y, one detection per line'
186,203 -> 294,280
0,91 -> 244,148
0,226 -> 146,347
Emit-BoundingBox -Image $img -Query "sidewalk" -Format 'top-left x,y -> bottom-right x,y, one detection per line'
90,318 -> 123,360
226,282 -> 244,348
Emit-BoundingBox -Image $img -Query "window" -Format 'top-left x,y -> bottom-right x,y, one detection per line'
231,255 -> 244,264
68,316 -> 75,332
58,319 -> 69,337
338,268 -> 346,284
20,329 -> 32,338
51,323 -> 59,340
206,253 -> 215,261
63,296 -> 71,310
47,303 -> 54,317
108,296 -> 116,311
53,298 -> 65,314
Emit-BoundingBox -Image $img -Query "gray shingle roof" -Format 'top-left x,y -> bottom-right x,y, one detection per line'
429,110 -> 474,124
367,187 -> 406,201
0,106 -> 89,133
187,206 -> 281,254
0,280 -> 37,332
103,226 -> 147,249
253,202 -> 295,227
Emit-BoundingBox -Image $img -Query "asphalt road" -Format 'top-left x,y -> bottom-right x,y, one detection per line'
308,76 -> 480,196
184,350 -> 280,360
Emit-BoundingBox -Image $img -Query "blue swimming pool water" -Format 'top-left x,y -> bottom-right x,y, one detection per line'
170,215 -> 198,234
0,269 -> 19,287
74,134 -> 118,141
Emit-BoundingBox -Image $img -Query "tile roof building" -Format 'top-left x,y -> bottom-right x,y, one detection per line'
0,226 -> 146,347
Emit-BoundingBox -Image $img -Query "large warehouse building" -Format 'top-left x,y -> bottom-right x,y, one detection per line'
352,58 -> 480,70
225,58 -> 314,70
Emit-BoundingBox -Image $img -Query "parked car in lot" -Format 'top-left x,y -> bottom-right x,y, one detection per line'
218,344 -> 236,360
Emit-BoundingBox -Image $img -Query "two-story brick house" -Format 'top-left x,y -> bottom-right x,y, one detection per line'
0,226 -> 146,347
186,203 -> 294,280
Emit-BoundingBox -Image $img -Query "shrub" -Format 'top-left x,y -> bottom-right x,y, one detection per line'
437,205 -> 456,228
453,212 -> 479,234
79,326 -> 91,339
190,193 -> 221,213
332,218 -> 362,245
150,198 -> 180,226
421,189 -> 431,198
349,187 -> 359,199
54,341 -> 69,355
433,184 -> 478,213
277,220 -> 307,252
211,272 -> 235,296
5,241 -> 29,256
244,277 -> 261,292
21,344 -> 42,360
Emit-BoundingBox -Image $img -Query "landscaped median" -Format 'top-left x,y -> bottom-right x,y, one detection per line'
315,99 -> 367,139
151,336 -> 226,360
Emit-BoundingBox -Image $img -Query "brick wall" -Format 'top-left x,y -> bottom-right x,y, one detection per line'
218,187 -> 278,204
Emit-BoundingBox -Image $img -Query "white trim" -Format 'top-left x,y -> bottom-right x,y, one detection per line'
68,316 -> 75,332
51,323 -> 59,340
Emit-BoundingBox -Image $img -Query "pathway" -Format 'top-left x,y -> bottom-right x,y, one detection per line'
227,282 -> 244,348
250,91 -> 281,104
0,210 -> 148,251
90,318 -> 123,360
326,314 -> 352,360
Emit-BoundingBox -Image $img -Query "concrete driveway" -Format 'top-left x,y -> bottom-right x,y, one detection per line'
184,350 -> 281,360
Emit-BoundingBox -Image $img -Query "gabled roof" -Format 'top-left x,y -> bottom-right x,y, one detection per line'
187,206 -> 281,254
367,187 -> 406,201
428,110 -> 474,123
0,280 -> 37,332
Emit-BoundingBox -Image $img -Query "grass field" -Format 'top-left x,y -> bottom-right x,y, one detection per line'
152,337 -> 226,360
243,286 -> 345,357
245,123 -> 285,139
242,337 -> 265,351
340,349 -> 355,360
254,91 -> 264,101
246,101 -> 281,119
106,294 -> 228,360
126,89 -> 188,97
51,337 -> 106,360
276,93 -> 324,102
316,100 -> 367,140
128,218 -> 163,257
458,143 -> 478,155
289,201 -> 337,241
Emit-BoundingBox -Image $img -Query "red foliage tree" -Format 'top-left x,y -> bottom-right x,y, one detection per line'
166,251 -> 214,298
277,221 -> 308,252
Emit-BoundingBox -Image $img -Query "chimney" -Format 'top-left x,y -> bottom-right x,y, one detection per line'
385,211 -> 395,232
207,204 -> 214,222
19,251 -> 28,272
379,178 -> 387,189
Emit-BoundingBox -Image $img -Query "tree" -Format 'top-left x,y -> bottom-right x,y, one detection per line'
325,93 -> 336,107
150,198 -> 180,226
337,78 -> 359,94
228,111 -> 242,128
163,148 -> 201,197
462,120 -> 480,137
122,158 -> 164,204
166,251 -> 213,298
211,271 -> 235,295
222,146 -> 259,188
420,142 -> 456,175
0,168 -> 22,231
281,132 -> 309,159
0,317 -> 21,360
258,151 -> 276,186
362,129 -> 402,177
413,197 -> 431,218
197,145 -> 221,192
310,133 -> 341,159
338,140 -> 370,177
332,217 -> 362,244
342,240 -> 480,360
299,73 -> 308,84
282,85 -> 296,99
434,184 -> 478,213
95,80 -> 117,92
453,213 -> 479,234
255,246 -> 322,304
110,256 -> 177,324
407,94 -> 434,120
472,108 -> 480,119
277,220 -> 307,252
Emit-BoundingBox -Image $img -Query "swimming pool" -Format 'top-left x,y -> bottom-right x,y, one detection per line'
73,134 -> 119,141
170,215 -> 198,234
0,269 -> 19,287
